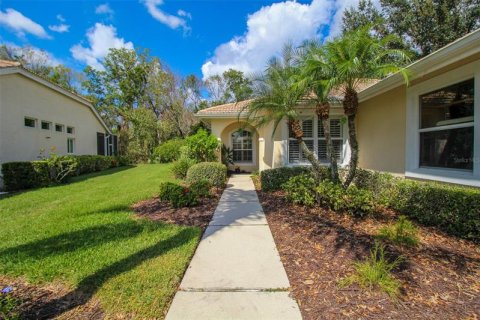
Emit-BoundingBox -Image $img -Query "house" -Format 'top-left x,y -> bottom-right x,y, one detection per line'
196,28 -> 480,187
0,60 -> 116,167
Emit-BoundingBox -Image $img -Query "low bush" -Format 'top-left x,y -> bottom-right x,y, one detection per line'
282,174 -> 316,206
1,161 -> 50,191
186,162 -> 227,188
340,241 -> 402,298
159,182 -> 198,208
171,157 -> 197,179
189,179 -> 212,198
378,216 -> 419,247
317,181 -> 376,217
0,287 -> 20,320
153,139 -> 184,163
2,155 -> 122,191
260,166 -> 318,192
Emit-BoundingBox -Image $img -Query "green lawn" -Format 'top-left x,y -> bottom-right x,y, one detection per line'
0,164 -> 201,318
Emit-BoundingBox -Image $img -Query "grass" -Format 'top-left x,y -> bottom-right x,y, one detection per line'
340,241 -> 402,298
0,164 -> 202,318
378,216 -> 419,247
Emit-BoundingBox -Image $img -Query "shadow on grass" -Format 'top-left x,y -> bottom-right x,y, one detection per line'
20,228 -> 197,320
0,222 -> 146,262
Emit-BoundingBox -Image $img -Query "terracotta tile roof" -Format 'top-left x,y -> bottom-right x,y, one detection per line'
0,59 -> 21,68
196,99 -> 252,116
197,79 -> 379,116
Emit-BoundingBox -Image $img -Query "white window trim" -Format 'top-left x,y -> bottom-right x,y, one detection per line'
229,128 -> 256,165
282,109 -> 350,167
405,60 -> 480,187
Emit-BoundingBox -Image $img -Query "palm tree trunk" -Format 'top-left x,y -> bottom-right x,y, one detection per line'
321,118 -> 340,183
342,88 -> 359,189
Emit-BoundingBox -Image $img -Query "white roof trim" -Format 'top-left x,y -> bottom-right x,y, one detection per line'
0,66 -> 112,134
359,28 -> 480,102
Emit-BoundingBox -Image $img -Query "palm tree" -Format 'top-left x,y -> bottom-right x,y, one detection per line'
324,26 -> 410,188
300,41 -> 340,183
245,45 -> 324,181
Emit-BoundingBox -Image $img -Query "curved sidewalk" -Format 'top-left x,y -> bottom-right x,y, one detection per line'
166,175 -> 302,320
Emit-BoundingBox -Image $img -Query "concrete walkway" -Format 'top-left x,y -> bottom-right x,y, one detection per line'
166,175 -> 302,320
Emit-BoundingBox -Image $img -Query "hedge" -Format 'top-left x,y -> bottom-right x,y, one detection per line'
186,162 -> 227,187
260,166 -> 318,191
153,139 -> 185,163
1,155 -> 121,192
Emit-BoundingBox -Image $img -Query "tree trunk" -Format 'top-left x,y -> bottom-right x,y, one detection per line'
321,118 -> 340,183
316,102 -> 339,184
342,88 -> 360,189
343,114 -> 359,188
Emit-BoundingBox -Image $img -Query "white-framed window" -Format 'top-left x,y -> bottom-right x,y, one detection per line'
288,118 -> 314,163
67,126 -> 75,134
406,60 -> 480,187
41,121 -> 51,130
232,129 -> 253,162
24,117 -> 36,128
67,138 -> 75,154
55,124 -> 64,132
318,118 -> 344,162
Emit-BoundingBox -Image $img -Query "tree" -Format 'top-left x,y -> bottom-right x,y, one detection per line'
182,74 -> 204,112
343,0 -> 480,57
205,69 -> 253,106
246,45 -> 324,181
324,26 -> 410,188
300,41 -> 340,183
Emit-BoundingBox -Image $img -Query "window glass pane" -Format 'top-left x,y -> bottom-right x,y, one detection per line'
318,119 -> 342,138
420,79 -> 474,129
302,119 -> 313,138
24,118 -> 35,127
289,140 -> 300,163
420,126 -> 473,170
232,129 -> 253,162
55,124 -> 63,132
41,121 -> 50,130
67,127 -> 74,134
318,139 -> 343,161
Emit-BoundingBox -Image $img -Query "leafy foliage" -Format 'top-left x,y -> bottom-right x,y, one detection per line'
46,155 -> 79,184
153,139 -> 185,163
189,179 -> 212,198
260,166 -> 317,192
221,144 -> 234,166
183,129 -> 219,162
282,174 -> 317,207
204,69 -> 253,106
317,181 -> 376,217
378,216 -> 419,247
171,157 -> 197,179
340,241 -> 402,298
343,0 -> 480,57
159,182 -> 198,208
0,289 -> 20,320
186,162 -> 227,188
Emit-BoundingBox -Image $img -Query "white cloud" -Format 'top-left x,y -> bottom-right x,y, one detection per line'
143,0 -> 189,32
56,14 -> 66,22
95,3 -> 114,16
49,24 -> 70,33
70,23 -> 134,69
201,0 -> 379,79
177,9 -> 192,19
0,8 -> 51,39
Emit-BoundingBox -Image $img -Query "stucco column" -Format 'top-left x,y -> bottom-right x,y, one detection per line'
258,137 -> 265,172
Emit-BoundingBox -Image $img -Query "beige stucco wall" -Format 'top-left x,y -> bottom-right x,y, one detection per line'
357,86 -> 407,174
0,73 -> 106,165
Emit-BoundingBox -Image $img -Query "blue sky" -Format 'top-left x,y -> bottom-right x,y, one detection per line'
0,0 -> 363,79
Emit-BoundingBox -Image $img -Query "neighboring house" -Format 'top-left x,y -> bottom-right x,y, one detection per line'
0,60 -> 116,167
197,28 -> 480,187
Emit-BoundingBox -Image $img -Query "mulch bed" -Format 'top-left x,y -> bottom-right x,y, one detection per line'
132,187 -> 222,230
258,189 -> 480,320
0,192 -> 221,320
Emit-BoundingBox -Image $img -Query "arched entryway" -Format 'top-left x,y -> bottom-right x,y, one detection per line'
220,122 -> 259,172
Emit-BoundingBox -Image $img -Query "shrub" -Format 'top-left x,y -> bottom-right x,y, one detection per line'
171,157 -> 197,179
186,162 -> 227,188
159,182 -> 198,208
378,216 -> 419,247
352,169 -> 398,206
46,155 -> 79,184
189,179 -> 212,198
1,161 -> 50,191
340,241 -> 402,298
317,181 -> 375,217
183,129 -> 219,162
153,139 -> 185,163
282,174 -> 316,206
260,166 -> 318,192
0,288 -> 20,320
